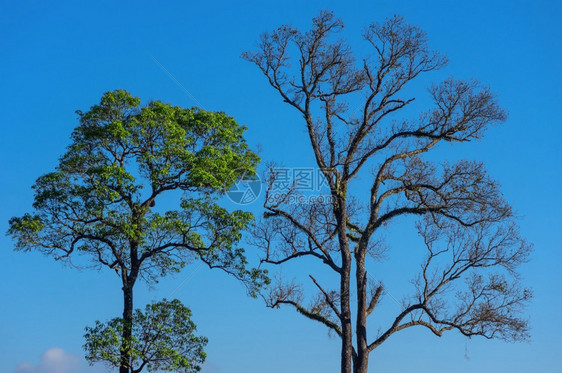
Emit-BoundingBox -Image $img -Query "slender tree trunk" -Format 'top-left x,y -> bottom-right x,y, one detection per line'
121,240 -> 140,373
354,253 -> 369,373
120,281 -> 133,373
340,254 -> 353,373
336,196 -> 353,373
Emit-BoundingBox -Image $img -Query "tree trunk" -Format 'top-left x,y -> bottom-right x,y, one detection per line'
336,196 -> 353,373
120,240 -> 140,373
120,282 -> 133,373
340,257 -> 353,373
354,254 -> 369,373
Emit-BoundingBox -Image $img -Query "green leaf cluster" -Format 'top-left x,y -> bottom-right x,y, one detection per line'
7,90 -> 267,290
84,299 -> 207,373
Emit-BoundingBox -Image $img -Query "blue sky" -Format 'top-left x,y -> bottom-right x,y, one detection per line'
1,0 -> 560,372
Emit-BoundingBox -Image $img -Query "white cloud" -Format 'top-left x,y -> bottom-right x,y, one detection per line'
14,348 -> 82,373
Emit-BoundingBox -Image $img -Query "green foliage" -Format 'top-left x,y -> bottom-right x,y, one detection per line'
84,299 -> 207,373
7,89 -> 268,373
7,89 -> 268,292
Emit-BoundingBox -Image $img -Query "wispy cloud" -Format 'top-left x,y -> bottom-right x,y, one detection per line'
14,348 -> 80,373
14,348 -> 104,373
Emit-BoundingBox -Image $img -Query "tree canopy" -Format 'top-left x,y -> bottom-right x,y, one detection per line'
244,11 -> 531,373
8,90 -> 266,290
84,299 -> 207,373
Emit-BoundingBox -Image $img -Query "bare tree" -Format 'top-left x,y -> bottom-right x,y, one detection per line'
244,11 -> 531,373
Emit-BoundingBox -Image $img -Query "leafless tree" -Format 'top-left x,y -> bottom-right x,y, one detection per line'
244,11 -> 531,373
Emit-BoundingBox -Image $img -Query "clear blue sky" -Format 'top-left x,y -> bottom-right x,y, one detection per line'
1,1 -> 560,372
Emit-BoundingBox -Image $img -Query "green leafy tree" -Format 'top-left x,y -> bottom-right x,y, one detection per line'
8,90 -> 268,373
244,11 -> 531,373
84,299 -> 207,373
